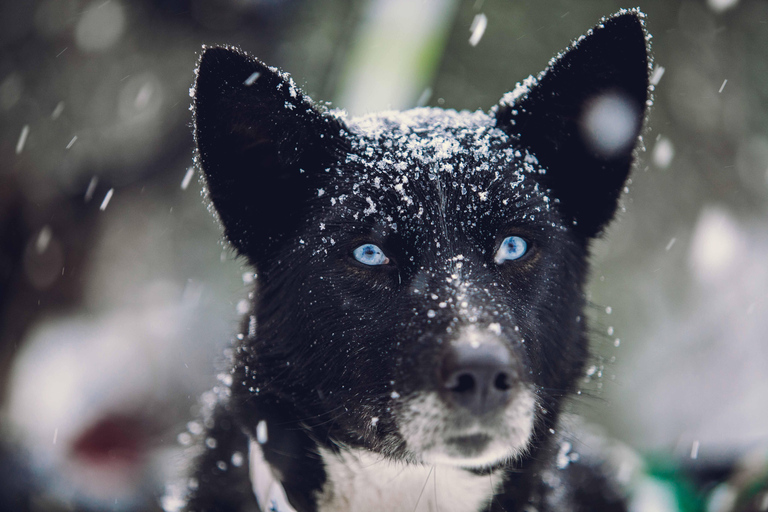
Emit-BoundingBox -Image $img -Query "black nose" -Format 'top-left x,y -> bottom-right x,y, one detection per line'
441,342 -> 517,416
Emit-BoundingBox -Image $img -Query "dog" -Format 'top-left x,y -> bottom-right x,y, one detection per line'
176,9 -> 651,512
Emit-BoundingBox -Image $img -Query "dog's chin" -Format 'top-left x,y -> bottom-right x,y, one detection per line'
398,388 -> 536,469
419,434 -> 526,469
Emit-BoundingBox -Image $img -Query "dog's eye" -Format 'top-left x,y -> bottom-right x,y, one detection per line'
352,243 -> 390,266
494,236 -> 528,264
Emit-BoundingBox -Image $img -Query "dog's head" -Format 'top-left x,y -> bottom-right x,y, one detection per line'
194,11 -> 649,470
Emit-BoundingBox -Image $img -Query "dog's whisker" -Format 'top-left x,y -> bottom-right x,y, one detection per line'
412,464 -> 434,512
434,463 -> 440,512
487,471 -> 494,511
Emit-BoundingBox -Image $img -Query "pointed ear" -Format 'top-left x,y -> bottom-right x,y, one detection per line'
194,46 -> 347,262
495,11 -> 650,237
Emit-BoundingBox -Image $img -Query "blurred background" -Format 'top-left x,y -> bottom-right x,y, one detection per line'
1,0 -> 766,510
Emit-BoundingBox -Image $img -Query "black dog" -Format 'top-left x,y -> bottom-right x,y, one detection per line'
177,9 -> 650,512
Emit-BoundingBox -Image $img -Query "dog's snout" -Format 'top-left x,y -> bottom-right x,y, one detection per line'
441,342 -> 517,416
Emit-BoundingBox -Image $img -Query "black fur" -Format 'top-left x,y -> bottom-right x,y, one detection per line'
182,10 -> 650,512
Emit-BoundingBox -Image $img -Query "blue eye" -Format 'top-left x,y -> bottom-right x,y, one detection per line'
494,236 -> 528,264
353,244 -> 390,266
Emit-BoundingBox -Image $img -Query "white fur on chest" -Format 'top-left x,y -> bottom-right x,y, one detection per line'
316,447 -> 499,512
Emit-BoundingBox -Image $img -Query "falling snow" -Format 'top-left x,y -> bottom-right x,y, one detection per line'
652,136 -> 675,169
181,167 -> 195,190
84,176 -> 98,202
16,125 -> 29,154
469,13 -> 488,47
99,188 -> 114,211
256,420 -> 268,444
35,226 -> 53,254
244,71 -> 261,86
580,92 -> 640,158
649,65 -> 665,86
707,0 -> 740,13
51,101 -> 65,119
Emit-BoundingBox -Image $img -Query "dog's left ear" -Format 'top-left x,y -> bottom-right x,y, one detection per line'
495,10 -> 650,238
194,46 -> 347,264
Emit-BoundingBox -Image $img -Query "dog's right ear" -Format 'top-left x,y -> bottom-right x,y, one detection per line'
194,46 -> 347,263
494,11 -> 650,238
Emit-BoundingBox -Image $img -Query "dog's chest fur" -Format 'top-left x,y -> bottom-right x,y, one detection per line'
250,441 -> 498,512
317,448 -> 499,512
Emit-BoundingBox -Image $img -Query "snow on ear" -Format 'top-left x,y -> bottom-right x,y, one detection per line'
194,46 -> 347,262
495,10 -> 650,238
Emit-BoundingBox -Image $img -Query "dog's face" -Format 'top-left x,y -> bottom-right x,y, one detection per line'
253,109 -> 581,468
194,12 -> 649,470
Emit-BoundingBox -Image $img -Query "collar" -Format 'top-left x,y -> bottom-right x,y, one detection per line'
249,439 -> 298,512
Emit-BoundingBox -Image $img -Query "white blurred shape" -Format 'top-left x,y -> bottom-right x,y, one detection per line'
416,87 -> 432,107
100,187 -> 114,211
650,65 -> 665,86
119,74 -> 164,121
256,420 -> 268,444
36,225 -> 52,253
707,484 -> 738,512
629,477 -> 679,512
616,213 -> 768,452
51,101 -> 65,119
689,207 -> 743,284
652,136 -> 675,169
23,230 -> 63,289
75,1 -> 125,52
5,298 -> 203,509
16,124 -> 29,154
161,491 -> 186,512
580,91 -> 639,158
181,167 -> 194,190
243,72 -> 261,86
468,13 -> 487,46
84,176 -> 98,202
707,0 -> 739,13
135,82 -> 153,110
335,0 -> 458,115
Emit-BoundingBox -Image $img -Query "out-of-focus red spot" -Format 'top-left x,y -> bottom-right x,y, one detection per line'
70,415 -> 145,466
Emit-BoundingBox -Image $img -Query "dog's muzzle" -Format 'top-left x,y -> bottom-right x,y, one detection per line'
397,326 -> 535,468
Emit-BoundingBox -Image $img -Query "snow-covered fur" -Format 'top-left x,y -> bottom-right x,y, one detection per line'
181,10 -> 651,512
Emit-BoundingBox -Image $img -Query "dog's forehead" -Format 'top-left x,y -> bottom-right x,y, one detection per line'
344,107 -> 512,171
332,107 -> 551,231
